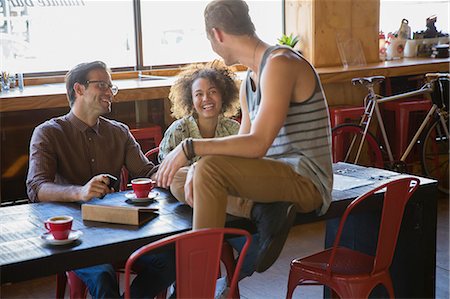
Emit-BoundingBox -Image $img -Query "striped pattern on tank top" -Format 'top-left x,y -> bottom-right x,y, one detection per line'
245,45 -> 333,215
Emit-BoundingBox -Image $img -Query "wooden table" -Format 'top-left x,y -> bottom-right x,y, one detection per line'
0,188 -> 251,284
1,163 -> 438,298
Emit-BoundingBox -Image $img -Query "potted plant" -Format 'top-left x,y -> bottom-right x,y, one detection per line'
277,33 -> 300,49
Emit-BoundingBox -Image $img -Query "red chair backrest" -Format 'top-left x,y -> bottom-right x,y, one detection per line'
124,227 -> 252,299
373,178 -> 419,273
328,177 -> 419,275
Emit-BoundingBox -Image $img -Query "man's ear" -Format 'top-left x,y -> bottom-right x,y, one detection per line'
73,82 -> 84,96
212,27 -> 224,43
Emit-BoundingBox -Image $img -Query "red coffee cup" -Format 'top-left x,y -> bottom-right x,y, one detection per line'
131,178 -> 154,198
44,215 -> 73,240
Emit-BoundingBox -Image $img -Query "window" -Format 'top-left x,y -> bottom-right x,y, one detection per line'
1,0 -> 283,74
140,0 -> 283,66
380,0 -> 449,36
1,0 -> 135,74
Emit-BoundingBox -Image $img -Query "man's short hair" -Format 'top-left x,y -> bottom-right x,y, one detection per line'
65,61 -> 110,107
204,0 -> 255,37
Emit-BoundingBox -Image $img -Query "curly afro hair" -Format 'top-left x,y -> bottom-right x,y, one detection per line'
169,61 -> 240,119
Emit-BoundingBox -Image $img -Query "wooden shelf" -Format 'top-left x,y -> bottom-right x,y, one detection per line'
317,57 -> 450,84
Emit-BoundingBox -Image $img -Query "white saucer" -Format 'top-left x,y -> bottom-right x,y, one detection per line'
125,191 -> 159,203
40,230 -> 83,245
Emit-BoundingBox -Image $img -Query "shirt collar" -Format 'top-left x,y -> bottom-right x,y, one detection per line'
67,111 -> 100,134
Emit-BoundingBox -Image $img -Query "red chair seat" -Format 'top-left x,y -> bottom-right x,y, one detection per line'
295,247 -> 374,275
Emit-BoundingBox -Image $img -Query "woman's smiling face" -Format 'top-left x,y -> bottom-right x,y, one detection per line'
191,77 -> 223,120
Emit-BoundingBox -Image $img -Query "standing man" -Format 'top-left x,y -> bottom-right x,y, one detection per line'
157,0 -> 333,273
27,61 -> 174,298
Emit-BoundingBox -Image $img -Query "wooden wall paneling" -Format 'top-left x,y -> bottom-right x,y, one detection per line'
285,0 -> 313,62
351,0 -> 380,64
286,0 -> 380,68
323,82 -> 357,107
314,0 -> 353,67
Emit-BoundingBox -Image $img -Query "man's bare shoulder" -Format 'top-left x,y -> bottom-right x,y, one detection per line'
265,48 -> 317,103
266,48 -> 308,75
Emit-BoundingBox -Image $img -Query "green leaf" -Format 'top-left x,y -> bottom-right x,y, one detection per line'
277,33 -> 300,48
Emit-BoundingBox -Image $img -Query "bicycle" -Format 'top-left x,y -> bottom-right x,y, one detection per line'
331,73 -> 449,194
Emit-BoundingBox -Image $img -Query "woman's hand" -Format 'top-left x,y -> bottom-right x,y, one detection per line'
156,142 -> 188,188
184,163 -> 196,207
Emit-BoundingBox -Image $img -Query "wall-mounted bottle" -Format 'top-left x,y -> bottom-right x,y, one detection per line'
379,31 -> 386,61
18,73 -> 24,91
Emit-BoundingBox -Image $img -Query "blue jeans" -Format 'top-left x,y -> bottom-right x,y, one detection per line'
74,250 -> 175,299
227,233 -> 260,280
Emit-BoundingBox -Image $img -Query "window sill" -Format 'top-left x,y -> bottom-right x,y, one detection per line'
0,57 -> 448,112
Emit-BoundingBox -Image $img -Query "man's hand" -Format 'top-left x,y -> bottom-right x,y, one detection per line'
156,143 -> 188,188
184,164 -> 196,207
77,174 -> 113,202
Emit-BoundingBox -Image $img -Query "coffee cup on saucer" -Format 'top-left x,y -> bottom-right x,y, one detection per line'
44,215 -> 73,240
131,178 -> 154,198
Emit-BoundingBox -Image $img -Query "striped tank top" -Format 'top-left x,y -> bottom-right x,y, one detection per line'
245,45 -> 333,215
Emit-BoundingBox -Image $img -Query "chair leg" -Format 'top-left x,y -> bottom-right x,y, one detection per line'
56,272 -> 67,299
285,269 -> 299,299
381,275 -> 395,299
330,288 -> 340,299
221,241 -> 240,298
155,289 -> 167,299
66,271 -> 88,299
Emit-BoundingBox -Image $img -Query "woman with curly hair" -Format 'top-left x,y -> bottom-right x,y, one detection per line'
159,61 -> 255,219
158,61 -> 240,164
158,62 -> 264,279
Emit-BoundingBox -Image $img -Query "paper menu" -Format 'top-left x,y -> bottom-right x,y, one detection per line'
333,174 -> 374,191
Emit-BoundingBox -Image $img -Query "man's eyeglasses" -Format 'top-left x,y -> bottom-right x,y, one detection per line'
85,80 -> 119,95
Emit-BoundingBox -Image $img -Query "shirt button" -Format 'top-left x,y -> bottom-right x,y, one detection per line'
91,159 -> 95,163
88,138 -> 92,141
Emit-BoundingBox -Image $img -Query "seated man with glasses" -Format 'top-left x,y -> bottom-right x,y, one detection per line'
26,61 -> 174,298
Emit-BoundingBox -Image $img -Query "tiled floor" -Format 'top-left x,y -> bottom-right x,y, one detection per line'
2,197 -> 448,299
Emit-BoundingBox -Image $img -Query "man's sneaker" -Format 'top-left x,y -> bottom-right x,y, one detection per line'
251,202 -> 297,273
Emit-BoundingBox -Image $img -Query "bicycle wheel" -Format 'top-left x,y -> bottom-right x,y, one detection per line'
332,124 -> 384,168
421,116 -> 449,194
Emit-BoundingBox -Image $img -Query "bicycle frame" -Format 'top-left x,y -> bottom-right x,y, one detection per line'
352,81 -> 449,166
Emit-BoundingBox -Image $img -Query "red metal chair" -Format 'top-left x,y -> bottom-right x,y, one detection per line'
286,177 -> 420,299
124,228 -> 252,299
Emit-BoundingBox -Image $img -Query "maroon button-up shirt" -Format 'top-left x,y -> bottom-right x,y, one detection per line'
27,112 -> 156,202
